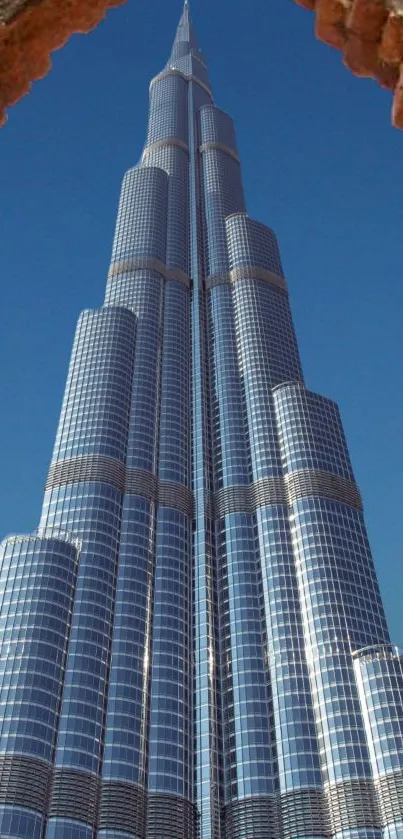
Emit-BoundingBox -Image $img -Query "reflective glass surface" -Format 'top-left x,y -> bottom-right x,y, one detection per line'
0,5 -> 402,839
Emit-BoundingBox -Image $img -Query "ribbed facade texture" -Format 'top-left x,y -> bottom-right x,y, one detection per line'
0,3 -> 402,838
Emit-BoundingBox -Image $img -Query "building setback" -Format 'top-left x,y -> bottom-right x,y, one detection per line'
0,4 -> 402,839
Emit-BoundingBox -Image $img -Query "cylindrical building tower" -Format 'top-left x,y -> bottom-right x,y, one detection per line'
0,4 -> 402,839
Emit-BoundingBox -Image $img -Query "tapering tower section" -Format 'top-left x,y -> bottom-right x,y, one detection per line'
170,0 -> 198,60
0,5 -> 402,839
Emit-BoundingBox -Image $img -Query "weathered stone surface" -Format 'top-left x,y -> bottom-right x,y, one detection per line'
393,64 -> 403,123
0,0 -> 39,26
316,0 -> 346,48
380,14 -> 403,65
0,0 -> 126,126
295,0 -> 403,128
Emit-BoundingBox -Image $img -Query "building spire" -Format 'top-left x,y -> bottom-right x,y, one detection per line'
170,0 -> 198,60
182,0 -> 191,25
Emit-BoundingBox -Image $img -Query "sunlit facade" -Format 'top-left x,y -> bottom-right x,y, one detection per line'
0,4 -> 402,839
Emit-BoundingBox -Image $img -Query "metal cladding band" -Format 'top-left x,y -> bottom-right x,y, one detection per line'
99,781 -> 147,837
214,470 -> 361,517
158,480 -> 194,517
150,68 -> 212,96
48,768 -> 100,824
46,456 -> 194,516
125,467 -> 158,501
108,256 -> 191,288
285,468 -> 363,511
205,271 -> 233,289
146,794 -> 197,839
126,469 -> 195,517
214,477 -> 286,517
199,141 -> 240,162
325,779 -> 381,833
223,797 -> 279,839
376,770 -> 403,825
0,754 -> 51,813
5,530 -> 79,548
280,787 -> 329,838
206,267 -> 288,293
142,137 -> 189,158
46,454 -> 126,493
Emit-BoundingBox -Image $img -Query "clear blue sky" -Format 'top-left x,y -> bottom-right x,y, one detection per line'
0,0 -> 402,639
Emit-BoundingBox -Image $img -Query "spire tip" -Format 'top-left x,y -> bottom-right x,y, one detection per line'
170,0 -> 199,61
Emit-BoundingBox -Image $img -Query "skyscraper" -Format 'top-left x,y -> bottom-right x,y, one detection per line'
0,3 -> 402,839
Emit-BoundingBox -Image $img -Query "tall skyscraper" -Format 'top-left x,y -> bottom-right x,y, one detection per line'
0,4 -> 402,839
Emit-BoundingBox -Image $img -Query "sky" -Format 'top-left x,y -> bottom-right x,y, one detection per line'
0,0 -> 402,639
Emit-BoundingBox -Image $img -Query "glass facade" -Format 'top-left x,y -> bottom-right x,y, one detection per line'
0,3 -> 402,838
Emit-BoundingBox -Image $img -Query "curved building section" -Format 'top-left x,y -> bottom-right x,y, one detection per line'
2,5 -> 403,839
147,261 -> 193,824
200,105 -> 245,278
158,279 -> 190,487
102,158 -> 166,835
227,214 -> 302,479
106,14 -> 197,835
147,74 -> 188,149
40,305 -> 136,837
227,213 -> 301,402
227,213 -> 285,275
50,307 -> 137,464
146,506 -> 194,803
106,166 -> 169,306
0,534 -> 79,839
257,499 -> 327,838
354,645 -> 403,837
201,101 -> 277,835
142,145 -> 189,275
274,381 -> 389,836
273,381 -> 388,648
224,214 -> 326,837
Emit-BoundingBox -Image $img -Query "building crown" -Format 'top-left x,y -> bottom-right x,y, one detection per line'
170,0 -> 200,61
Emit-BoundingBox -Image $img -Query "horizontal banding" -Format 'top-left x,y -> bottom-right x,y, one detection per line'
108,256 -> 190,288
46,456 -> 194,516
199,141 -> 240,162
